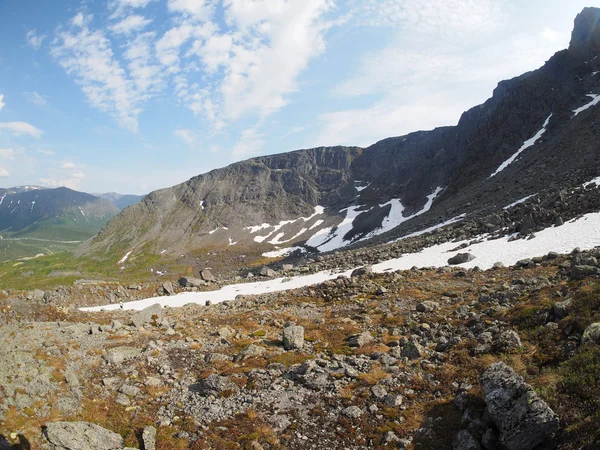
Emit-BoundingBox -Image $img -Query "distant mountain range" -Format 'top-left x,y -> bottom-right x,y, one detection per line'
78,7 -> 600,267
0,186 -> 145,261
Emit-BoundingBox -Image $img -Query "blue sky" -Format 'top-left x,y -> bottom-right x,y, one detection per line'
0,0 -> 593,195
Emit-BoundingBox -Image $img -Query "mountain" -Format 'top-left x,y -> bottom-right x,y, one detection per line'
94,192 -> 145,210
79,8 -> 600,266
0,187 -> 119,261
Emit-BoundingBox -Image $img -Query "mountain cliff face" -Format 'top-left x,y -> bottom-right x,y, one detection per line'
80,8 -> 600,263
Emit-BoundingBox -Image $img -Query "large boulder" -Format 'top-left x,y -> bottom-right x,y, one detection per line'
347,332 -> 373,348
200,269 -> 215,281
131,303 -> 163,328
282,325 -> 305,350
582,322 -> 600,345
448,253 -> 476,265
178,277 -> 205,288
259,266 -> 277,277
43,421 -> 123,450
480,362 -> 559,450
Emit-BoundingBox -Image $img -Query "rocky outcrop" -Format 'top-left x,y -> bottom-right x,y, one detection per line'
480,362 -> 559,450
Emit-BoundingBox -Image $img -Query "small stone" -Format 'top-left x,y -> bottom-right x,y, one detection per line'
347,331 -> 373,348
143,426 -> 157,450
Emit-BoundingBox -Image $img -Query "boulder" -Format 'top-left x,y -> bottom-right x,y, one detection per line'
162,281 -> 174,295
200,269 -> 215,281
192,374 -> 238,397
131,303 -> 163,328
582,322 -> 600,345
143,426 -> 156,450
178,277 -> 206,288
282,325 -> 305,350
452,429 -> 482,450
571,265 -> 598,280
43,421 -> 123,450
351,265 -> 372,277
347,332 -> 373,348
416,301 -> 440,312
448,253 -> 476,265
401,338 -> 425,359
259,266 -> 277,277
103,346 -> 143,365
480,362 -> 558,450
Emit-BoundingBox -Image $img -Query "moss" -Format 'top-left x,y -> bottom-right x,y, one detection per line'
559,345 -> 600,413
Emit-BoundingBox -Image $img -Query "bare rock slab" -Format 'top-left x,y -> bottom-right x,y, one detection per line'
43,421 -> 124,450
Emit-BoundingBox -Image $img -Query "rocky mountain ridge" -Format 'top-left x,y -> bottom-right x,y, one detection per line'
79,8 -> 600,270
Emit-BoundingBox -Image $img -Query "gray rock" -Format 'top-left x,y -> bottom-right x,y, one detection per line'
342,405 -> 363,418
582,322 -> 600,345
553,298 -> 572,319
192,374 -> 238,397
347,331 -> 373,348
401,338 -> 424,359
200,269 -> 215,281
370,384 -> 387,399
44,421 -> 124,450
571,265 -> 598,280
103,347 -> 142,365
382,431 -> 401,444
143,425 -> 157,450
178,276 -> 205,288
118,384 -> 140,397
131,304 -> 163,328
259,266 -> 277,277
448,253 -> 476,265
282,325 -> 304,350
236,344 -> 266,361
351,265 -> 372,277
480,362 -> 559,450
495,330 -> 522,352
416,301 -> 440,312
453,429 -> 482,450
162,281 -> 174,295
282,264 -> 294,272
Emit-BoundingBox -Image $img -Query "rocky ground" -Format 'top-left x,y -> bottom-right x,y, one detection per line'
1,244 -> 600,449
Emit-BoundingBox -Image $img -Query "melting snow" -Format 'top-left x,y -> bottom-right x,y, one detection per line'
78,207 -> 86,217
253,206 -> 325,243
117,250 -> 133,265
573,94 -> 600,117
309,220 -> 324,230
490,114 -> 552,177
262,246 -> 307,258
200,201 -> 205,210
245,223 -> 271,234
391,214 -> 466,243
30,201 -> 36,212
355,182 -> 370,192
306,205 -> 367,252
583,176 -> 600,187
0,194 -> 5,206
228,237 -> 238,246
503,194 -> 537,210
83,210 -> 600,312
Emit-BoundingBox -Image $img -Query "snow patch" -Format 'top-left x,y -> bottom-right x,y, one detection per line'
0,194 -> 5,206
253,205 -> 324,243
391,214 -> 466,243
228,237 -> 238,246
83,210 -> 600,312
573,94 -> 600,117
490,114 -> 552,177
117,250 -> 133,265
355,182 -> 370,192
262,246 -> 307,258
583,176 -> 600,188
503,194 -> 536,210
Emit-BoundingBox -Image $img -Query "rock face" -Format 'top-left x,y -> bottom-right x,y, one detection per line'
480,362 -> 559,450
43,421 -> 124,450
282,325 -> 305,350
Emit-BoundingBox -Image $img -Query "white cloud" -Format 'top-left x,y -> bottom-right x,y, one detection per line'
0,94 -> 4,112
26,29 -> 47,50
0,122 -> 43,138
39,165 -> 86,190
173,128 -> 197,145
110,14 -> 152,35
24,91 -> 48,108
51,14 -> 143,132
0,168 -> 9,177
109,0 -> 156,18
350,0 -> 506,37
37,149 -> 55,156
124,32 -> 163,96
167,0 -> 213,21
0,149 -> 16,160
232,127 -> 265,158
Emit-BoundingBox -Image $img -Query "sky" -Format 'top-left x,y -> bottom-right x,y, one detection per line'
0,0 -> 594,195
